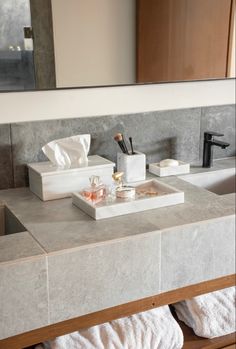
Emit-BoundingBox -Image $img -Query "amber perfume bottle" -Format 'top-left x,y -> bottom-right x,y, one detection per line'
82,175 -> 106,203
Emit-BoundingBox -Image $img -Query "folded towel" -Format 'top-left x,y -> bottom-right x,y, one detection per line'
36,305 -> 183,349
173,286 -> 236,339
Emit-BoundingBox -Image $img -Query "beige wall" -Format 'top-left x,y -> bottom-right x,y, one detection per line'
51,0 -> 136,87
0,79 -> 235,124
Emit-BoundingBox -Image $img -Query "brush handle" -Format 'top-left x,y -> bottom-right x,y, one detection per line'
121,135 -> 129,154
122,140 -> 129,154
118,141 -> 126,153
129,137 -> 134,154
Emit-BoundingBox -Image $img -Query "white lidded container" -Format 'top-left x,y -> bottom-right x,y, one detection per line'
117,151 -> 146,183
28,155 -> 115,201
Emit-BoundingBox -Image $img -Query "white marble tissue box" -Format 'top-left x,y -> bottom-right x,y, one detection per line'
28,155 -> 115,201
149,161 -> 190,177
117,151 -> 146,183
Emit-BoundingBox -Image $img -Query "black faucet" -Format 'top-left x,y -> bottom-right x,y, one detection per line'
202,131 -> 230,168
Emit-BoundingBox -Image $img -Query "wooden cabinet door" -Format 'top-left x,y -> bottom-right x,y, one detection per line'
137,0 -> 233,82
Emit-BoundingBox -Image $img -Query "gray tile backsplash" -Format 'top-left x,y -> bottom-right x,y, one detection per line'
0,104 -> 235,188
200,105 -> 236,159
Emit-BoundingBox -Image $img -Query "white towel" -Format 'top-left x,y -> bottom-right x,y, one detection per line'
173,286 -> 236,339
36,305 -> 183,349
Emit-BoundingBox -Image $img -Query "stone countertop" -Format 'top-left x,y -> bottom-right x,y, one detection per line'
0,158 -> 235,255
0,157 -> 235,340
185,156 -> 236,173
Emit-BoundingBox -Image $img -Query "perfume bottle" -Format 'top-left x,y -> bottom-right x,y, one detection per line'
112,172 -> 124,188
104,172 -> 123,203
112,172 -> 135,200
82,175 -> 106,203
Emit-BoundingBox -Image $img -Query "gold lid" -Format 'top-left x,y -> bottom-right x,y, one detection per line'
112,172 -> 124,181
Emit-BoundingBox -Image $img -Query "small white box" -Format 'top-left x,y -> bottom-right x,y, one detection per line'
117,151 -> 146,183
28,155 -> 115,201
72,179 -> 184,220
149,161 -> 190,177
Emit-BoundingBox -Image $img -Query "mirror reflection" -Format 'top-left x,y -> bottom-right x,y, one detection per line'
0,0 -> 235,92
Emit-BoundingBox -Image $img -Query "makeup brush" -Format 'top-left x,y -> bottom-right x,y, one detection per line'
114,133 -> 126,153
129,137 -> 134,154
120,133 -> 129,154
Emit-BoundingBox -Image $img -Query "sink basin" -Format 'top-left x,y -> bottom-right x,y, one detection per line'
0,205 -> 26,235
180,168 -> 236,195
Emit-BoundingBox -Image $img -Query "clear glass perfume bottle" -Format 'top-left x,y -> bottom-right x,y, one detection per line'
112,172 -> 123,189
102,172 -> 123,204
82,175 -> 106,203
112,172 -> 135,200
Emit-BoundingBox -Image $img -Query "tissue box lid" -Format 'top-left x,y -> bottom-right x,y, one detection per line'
28,155 -> 115,177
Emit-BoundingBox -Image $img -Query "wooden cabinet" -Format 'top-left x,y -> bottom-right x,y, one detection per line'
137,0 -> 235,83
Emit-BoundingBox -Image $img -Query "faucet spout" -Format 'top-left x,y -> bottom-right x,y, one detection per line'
202,131 -> 230,168
211,140 -> 230,149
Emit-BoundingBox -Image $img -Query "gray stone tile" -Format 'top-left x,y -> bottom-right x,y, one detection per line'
48,232 -> 161,323
200,105 -> 236,160
116,108 -> 201,165
217,193 -> 236,209
0,124 -> 13,189
0,161 -> 235,254
5,104 -> 235,188
0,256 -> 48,339
0,187 -> 160,253
161,215 -> 235,292
0,231 -> 45,263
11,107 -> 201,187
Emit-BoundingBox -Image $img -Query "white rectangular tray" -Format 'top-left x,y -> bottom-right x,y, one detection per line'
149,161 -> 190,177
72,179 -> 184,220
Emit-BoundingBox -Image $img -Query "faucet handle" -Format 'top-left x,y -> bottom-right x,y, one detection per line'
205,131 -> 224,137
204,131 -> 224,140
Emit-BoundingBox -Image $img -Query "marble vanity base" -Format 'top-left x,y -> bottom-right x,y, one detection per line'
0,158 -> 235,339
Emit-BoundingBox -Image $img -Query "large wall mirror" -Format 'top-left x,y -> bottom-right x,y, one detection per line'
0,0 -> 235,92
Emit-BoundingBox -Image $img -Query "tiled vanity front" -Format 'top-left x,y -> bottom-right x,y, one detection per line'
0,159 -> 235,340
0,232 -> 48,339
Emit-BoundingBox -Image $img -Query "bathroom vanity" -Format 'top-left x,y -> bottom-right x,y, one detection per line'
0,158 -> 235,349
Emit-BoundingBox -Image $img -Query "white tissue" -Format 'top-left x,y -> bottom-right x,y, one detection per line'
42,135 -> 91,168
